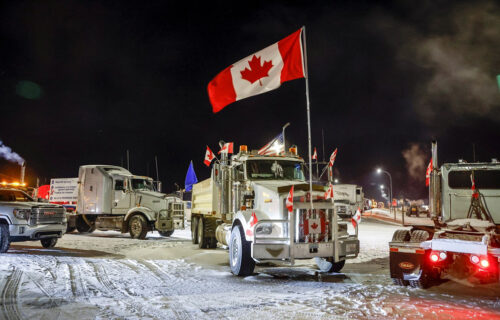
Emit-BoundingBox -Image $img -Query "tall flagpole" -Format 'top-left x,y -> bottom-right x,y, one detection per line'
302,26 -> 314,209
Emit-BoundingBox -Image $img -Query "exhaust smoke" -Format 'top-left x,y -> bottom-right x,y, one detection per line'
402,143 -> 427,182
0,140 -> 25,165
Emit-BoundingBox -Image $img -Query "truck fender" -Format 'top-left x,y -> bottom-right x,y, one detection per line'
0,216 -> 12,225
233,210 -> 270,242
124,207 -> 156,223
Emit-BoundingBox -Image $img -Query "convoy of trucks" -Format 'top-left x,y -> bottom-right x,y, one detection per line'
331,184 -> 364,218
191,143 -> 360,276
390,142 -> 500,288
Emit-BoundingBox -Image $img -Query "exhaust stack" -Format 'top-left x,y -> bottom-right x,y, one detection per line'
430,141 -> 441,221
20,162 -> 26,184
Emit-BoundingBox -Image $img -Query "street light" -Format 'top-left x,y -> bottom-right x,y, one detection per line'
334,179 -> 339,183
376,167 -> 394,220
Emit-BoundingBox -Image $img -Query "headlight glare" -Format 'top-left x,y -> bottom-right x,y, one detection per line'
255,223 -> 273,235
13,209 -> 30,220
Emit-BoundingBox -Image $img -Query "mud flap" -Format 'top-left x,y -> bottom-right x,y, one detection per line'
390,250 -> 426,281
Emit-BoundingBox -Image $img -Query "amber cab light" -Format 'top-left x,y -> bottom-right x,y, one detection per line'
240,145 -> 248,153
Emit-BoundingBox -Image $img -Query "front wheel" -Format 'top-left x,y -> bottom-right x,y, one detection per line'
315,257 -> 346,273
159,230 -> 174,237
191,216 -> 199,244
129,215 -> 148,239
0,224 -> 10,253
229,224 -> 255,276
41,238 -> 57,248
76,215 -> 96,233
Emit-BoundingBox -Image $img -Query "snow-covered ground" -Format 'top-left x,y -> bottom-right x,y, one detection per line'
1,220 -> 499,319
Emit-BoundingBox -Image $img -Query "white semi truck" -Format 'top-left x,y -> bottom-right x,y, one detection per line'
390,142 -> 500,288
75,165 -> 184,239
191,143 -> 360,276
332,184 -> 364,218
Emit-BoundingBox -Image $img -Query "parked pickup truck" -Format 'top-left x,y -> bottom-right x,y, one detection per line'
0,187 -> 66,253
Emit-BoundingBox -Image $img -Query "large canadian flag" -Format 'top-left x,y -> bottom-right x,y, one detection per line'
207,29 -> 305,113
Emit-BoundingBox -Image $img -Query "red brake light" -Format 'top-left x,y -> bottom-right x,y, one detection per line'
430,253 -> 439,262
480,259 -> 490,268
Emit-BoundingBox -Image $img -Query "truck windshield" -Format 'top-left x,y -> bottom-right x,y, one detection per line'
246,160 -> 305,181
131,179 -> 155,191
0,190 -> 34,202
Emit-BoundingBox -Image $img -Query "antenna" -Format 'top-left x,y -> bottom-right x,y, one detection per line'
127,150 -> 130,171
321,128 -> 325,162
155,156 -> 159,182
472,143 -> 476,162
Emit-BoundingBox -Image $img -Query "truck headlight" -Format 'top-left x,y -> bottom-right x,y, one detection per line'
13,209 -> 30,220
255,223 -> 273,235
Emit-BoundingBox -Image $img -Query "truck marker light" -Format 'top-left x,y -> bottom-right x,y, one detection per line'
415,249 -> 425,255
390,247 -> 398,252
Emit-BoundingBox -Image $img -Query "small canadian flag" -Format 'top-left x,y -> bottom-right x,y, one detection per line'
246,212 -> 259,236
204,146 -> 215,167
352,207 -> 362,228
218,142 -> 234,154
471,173 -> 479,199
328,148 -> 338,167
286,185 -> 294,213
324,183 -> 334,200
312,147 -> 317,161
425,159 -> 433,187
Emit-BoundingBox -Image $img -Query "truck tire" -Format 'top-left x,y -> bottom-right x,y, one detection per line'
129,215 -> 148,239
198,217 -> 208,249
66,225 -> 76,233
410,230 -> 430,243
315,257 -> 346,273
229,224 -> 255,276
159,230 -> 174,237
0,224 -> 10,253
392,229 -> 411,242
191,216 -> 199,244
392,278 -> 409,286
41,238 -> 58,248
409,269 -> 434,289
76,215 -> 96,233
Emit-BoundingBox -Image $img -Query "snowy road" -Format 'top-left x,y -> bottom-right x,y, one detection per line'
1,220 -> 499,319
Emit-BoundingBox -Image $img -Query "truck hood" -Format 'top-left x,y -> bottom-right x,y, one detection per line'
135,190 -> 169,199
0,201 -> 62,209
252,180 -> 307,192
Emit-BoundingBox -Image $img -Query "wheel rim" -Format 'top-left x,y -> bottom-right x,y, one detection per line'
231,235 -> 239,267
130,217 -> 142,236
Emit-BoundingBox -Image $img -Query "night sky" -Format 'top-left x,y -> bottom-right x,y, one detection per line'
1,0 -> 499,201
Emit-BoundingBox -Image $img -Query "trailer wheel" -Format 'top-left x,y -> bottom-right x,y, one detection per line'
40,238 -> 58,248
410,230 -> 430,243
197,217 -> 208,249
0,224 -> 10,253
76,215 -> 96,233
66,226 -> 76,233
229,224 -> 255,276
129,215 -> 148,239
392,278 -> 409,286
159,230 -> 174,237
409,270 -> 434,289
392,229 -> 411,242
316,257 -> 346,273
191,216 -> 199,244
208,237 -> 218,249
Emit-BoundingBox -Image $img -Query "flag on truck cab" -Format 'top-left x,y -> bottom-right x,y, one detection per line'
328,148 -> 338,167
185,161 -> 198,192
218,142 -> 234,154
312,147 -> 317,161
324,183 -> 334,200
207,29 -> 305,113
352,207 -> 361,228
258,133 -> 284,156
425,159 -> 433,187
471,173 -> 479,199
286,185 -> 294,213
204,146 -> 215,167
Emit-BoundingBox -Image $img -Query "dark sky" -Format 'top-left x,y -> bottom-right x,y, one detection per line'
1,0 -> 499,200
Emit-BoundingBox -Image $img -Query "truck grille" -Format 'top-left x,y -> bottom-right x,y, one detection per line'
30,207 -> 65,225
170,202 -> 184,220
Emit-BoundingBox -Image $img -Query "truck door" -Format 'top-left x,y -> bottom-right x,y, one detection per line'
112,178 -> 131,214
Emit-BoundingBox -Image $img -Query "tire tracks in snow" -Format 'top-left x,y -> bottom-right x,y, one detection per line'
1,267 -> 23,320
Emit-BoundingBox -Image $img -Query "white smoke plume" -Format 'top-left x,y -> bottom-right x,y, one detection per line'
0,140 -> 25,165
402,143 -> 427,182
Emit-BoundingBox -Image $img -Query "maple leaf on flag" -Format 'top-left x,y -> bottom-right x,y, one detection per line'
240,55 -> 273,86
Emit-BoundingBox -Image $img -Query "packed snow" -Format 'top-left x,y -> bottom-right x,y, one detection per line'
1,219 -> 499,319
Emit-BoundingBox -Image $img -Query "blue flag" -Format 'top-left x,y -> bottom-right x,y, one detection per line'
185,161 -> 198,192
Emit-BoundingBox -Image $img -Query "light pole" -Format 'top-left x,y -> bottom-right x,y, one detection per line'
282,122 -> 290,153
377,168 -> 394,220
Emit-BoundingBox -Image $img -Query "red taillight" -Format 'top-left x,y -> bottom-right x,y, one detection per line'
480,259 -> 490,268
430,253 -> 439,262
